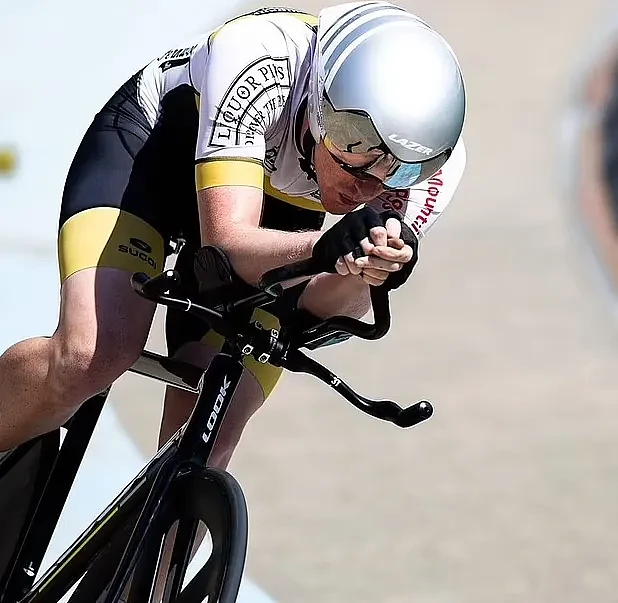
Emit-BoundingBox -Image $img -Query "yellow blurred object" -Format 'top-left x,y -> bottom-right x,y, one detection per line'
0,148 -> 17,175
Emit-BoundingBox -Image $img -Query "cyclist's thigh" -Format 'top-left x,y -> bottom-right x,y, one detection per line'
56,73 -> 182,369
55,269 -> 155,379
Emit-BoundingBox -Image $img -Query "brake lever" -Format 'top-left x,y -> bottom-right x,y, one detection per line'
281,349 -> 432,428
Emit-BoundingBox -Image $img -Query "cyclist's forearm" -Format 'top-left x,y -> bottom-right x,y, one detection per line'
198,186 -> 322,286
203,226 -> 322,286
298,273 -> 371,319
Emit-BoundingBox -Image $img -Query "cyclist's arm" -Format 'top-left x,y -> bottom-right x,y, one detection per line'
198,185 -> 322,286
193,18 -> 322,286
200,182 -> 373,313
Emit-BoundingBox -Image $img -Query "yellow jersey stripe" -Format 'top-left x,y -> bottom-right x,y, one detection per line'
290,13 -> 318,27
196,158 -> 264,191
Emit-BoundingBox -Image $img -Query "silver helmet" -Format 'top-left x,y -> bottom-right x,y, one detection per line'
308,1 -> 466,189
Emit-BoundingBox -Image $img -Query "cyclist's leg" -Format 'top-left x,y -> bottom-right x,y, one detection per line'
0,267 -> 157,450
0,73 -> 170,451
159,347 -> 267,468
160,312 -> 283,469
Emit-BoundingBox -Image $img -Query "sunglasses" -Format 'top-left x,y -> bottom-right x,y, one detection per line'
320,97 -> 449,190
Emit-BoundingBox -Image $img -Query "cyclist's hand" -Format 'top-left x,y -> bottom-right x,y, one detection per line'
334,234 -> 375,277
354,247 -> 410,286
312,206 -> 387,274
356,212 -> 419,289
333,211 -> 405,278
368,214 -> 403,247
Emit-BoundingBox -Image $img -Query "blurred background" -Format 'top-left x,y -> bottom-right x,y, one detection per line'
2,0 -> 618,602
561,0 -> 618,320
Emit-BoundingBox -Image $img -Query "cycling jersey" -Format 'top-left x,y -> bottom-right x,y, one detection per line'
135,5 -> 466,234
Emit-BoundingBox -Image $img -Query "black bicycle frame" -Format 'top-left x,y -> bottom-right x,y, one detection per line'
1,393 -> 108,602
6,349 -> 244,603
103,351 -> 244,602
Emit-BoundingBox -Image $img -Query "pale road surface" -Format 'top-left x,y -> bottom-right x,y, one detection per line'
107,1 -> 618,602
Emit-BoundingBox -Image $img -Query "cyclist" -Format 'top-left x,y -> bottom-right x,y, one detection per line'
0,1 -> 467,467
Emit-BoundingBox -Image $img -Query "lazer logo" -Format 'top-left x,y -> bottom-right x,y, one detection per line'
202,375 -> 232,443
117,238 -> 157,269
388,134 -> 433,156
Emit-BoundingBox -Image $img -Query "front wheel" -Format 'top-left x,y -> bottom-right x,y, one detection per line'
68,468 -> 248,603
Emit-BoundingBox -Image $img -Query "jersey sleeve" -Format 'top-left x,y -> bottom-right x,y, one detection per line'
370,136 -> 467,238
193,18 -> 294,193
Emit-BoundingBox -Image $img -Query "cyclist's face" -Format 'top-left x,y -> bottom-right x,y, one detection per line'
314,140 -> 384,214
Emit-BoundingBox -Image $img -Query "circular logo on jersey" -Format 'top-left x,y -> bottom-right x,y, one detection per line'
209,57 -> 292,148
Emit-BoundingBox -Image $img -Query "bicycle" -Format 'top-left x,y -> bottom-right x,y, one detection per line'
0,245 -> 433,603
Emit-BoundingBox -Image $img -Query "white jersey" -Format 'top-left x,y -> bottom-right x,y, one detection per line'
135,5 -> 466,237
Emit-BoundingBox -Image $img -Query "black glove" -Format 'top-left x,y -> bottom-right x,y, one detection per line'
311,206 -> 419,290
311,206 -> 388,273
379,211 -> 419,291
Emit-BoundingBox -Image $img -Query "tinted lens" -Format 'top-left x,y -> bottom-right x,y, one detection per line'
382,150 -> 450,189
322,96 -> 384,154
383,164 -> 423,189
322,94 -> 451,189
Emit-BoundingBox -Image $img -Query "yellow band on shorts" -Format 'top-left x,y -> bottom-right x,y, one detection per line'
58,207 -> 165,283
201,307 -> 283,398
195,158 -> 263,192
